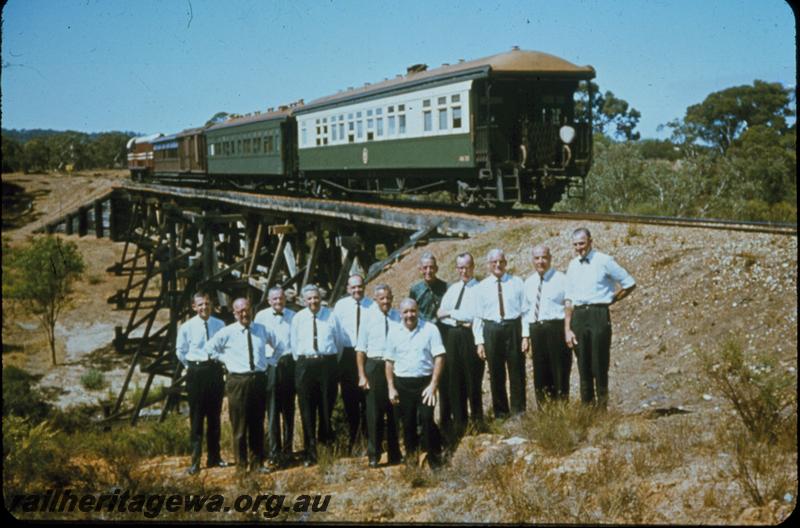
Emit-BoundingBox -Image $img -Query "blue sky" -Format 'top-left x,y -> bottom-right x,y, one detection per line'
1,0 -> 795,139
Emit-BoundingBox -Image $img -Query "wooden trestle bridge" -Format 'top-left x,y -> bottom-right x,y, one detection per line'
38,182 -> 490,425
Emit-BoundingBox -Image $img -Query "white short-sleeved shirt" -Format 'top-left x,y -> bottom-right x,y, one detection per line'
439,278 -> 479,327
176,315 -> 225,366
385,319 -> 445,378
473,273 -> 525,345
254,307 -> 295,365
333,295 -> 375,348
355,308 -> 401,359
564,249 -> 636,305
290,307 -> 344,359
205,321 -> 273,373
521,269 -> 567,337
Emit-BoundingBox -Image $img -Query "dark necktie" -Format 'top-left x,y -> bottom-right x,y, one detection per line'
384,314 -> 389,338
204,320 -> 211,359
356,301 -> 361,340
274,311 -> 283,317
534,274 -> 544,323
580,256 -> 589,264
247,326 -> 255,371
312,313 -> 319,352
497,278 -> 505,319
454,282 -> 466,311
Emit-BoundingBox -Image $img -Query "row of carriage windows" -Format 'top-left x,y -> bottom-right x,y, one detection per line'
303,93 -> 463,147
208,132 -> 280,157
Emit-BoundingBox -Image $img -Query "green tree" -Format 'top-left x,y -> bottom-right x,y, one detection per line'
2,134 -> 23,172
3,237 -> 85,365
90,132 -> 131,168
668,80 -> 794,154
205,111 -> 229,127
576,81 -> 641,141
22,138 -> 52,172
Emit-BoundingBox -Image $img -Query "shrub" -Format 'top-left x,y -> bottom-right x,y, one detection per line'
517,401 -> 597,456
698,339 -> 795,444
3,416 -> 75,494
80,368 -> 106,390
2,365 -> 51,422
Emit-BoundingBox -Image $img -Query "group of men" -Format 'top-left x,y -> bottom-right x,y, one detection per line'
175,226 -> 635,474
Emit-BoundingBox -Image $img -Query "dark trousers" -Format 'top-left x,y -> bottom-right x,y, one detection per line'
395,375 -> 441,464
529,320 -> 572,406
483,318 -> 526,417
266,354 -> 296,462
364,358 -> 401,462
339,347 -> 367,450
226,371 -> 267,470
186,362 -> 225,466
435,322 -> 452,439
295,355 -> 338,462
443,325 -> 484,437
571,305 -> 612,407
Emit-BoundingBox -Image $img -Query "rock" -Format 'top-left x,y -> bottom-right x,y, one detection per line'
702,393 -> 713,401
502,436 -> 527,446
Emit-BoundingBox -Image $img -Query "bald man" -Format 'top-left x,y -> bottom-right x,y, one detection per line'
522,245 -> 571,406
205,297 -> 274,474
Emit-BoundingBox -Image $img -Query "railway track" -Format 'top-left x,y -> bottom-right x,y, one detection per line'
356,196 -> 798,236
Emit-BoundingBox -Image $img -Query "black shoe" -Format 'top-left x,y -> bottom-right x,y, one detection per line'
387,453 -> 403,466
186,464 -> 200,476
207,459 -> 229,468
368,458 -> 379,468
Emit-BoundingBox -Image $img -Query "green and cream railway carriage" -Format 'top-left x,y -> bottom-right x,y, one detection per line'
294,47 -> 596,209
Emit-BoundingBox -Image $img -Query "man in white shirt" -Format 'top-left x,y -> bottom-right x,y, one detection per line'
355,284 -> 402,468
205,297 -> 274,474
290,284 -> 345,467
386,298 -> 446,468
436,252 -> 483,439
176,291 -> 227,475
564,227 -> 636,409
254,287 -> 296,470
333,274 -> 372,454
474,248 -> 527,418
522,245 -> 571,407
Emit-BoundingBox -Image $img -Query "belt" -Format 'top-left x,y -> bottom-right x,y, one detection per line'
530,319 -> 564,326
228,371 -> 265,377
487,318 -> 520,325
188,360 -> 219,367
366,356 -> 385,362
574,303 -> 609,310
298,354 -> 332,360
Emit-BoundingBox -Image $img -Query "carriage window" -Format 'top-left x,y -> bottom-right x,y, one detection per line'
367,118 -> 374,129
438,96 -> 446,105
266,136 -> 274,153
388,106 -> 394,113
254,137 -> 261,153
348,133 -> 355,143
377,117 -> 383,136
388,115 -> 396,135
367,132 -> 374,141
452,106 -> 462,128
301,124 -> 307,146
367,109 -> 373,117
244,139 -> 251,154
423,111 -> 432,131
399,114 -> 406,134
376,108 -> 383,116
237,140 -> 241,153
398,104 -> 405,111
422,99 -> 430,108
438,108 -> 447,130
210,144 -> 216,156
451,94 -> 460,103
339,123 -> 345,138
332,125 -> 338,141
357,120 -> 363,138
